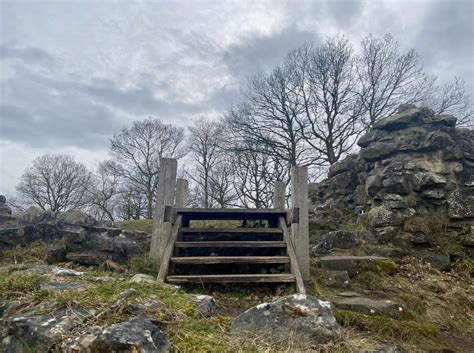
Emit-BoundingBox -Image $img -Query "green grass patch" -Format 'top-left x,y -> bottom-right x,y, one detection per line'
120,219 -> 154,233
0,272 -> 45,299
127,255 -> 156,276
345,217 -> 369,233
335,309 -> 438,346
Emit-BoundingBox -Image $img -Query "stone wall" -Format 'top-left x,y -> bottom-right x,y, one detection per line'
309,104 -> 473,253
0,206 -> 150,266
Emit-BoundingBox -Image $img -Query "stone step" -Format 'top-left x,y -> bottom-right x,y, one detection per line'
322,270 -> 350,288
319,256 -> 391,277
334,296 -> 405,317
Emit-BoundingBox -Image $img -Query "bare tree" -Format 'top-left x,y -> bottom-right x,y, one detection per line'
116,187 -> 145,220
87,160 -> 121,221
225,65 -> 312,169
290,38 -> 363,165
187,117 -> 223,208
424,77 -> 473,127
16,154 -> 92,212
356,34 -> 436,129
110,117 -> 185,218
208,162 -> 239,208
231,141 -> 287,209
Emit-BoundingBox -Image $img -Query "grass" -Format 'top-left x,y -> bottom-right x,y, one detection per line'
120,219 -> 154,233
335,310 -> 438,343
120,219 -> 244,234
345,217 -> 369,233
308,253 -> 474,352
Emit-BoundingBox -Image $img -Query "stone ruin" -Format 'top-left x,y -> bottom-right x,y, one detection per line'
0,206 -> 150,266
309,104 -> 474,257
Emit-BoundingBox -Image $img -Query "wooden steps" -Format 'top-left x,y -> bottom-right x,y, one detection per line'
174,241 -> 287,248
167,274 -> 296,283
160,208 -> 305,293
170,256 -> 290,264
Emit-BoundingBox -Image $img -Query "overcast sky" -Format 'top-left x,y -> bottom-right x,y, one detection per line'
0,0 -> 473,195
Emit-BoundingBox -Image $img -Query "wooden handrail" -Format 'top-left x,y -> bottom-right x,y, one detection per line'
157,214 -> 182,282
278,216 -> 306,294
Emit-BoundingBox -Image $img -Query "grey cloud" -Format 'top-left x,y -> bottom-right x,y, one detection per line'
413,0 -> 474,97
0,44 -> 55,66
223,27 -> 319,84
0,46 -> 218,149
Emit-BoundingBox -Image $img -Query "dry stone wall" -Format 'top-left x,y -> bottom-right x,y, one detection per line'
309,104 -> 473,253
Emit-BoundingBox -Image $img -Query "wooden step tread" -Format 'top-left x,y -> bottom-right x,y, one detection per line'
174,241 -> 287,248
180,228 -> 282,233
175,208 -> 286,220
170,256 -> 290,264
166,274 -> 295,283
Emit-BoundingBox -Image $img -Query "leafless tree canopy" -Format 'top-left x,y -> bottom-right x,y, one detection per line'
356,34 -> 436,129
290,38 -> 363,165
16,154 -> 91,212
86,160 -> 121,221
187,117 -> 224,208
12,33 -> 473,215
424,77 -> 473,127
109,117 -> 185,218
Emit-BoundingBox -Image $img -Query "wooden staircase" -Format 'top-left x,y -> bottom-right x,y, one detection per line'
151,158 -> 309,294
157,209 -> 305,293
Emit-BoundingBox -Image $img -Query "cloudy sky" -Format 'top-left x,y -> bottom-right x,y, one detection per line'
0,0 -> 473,195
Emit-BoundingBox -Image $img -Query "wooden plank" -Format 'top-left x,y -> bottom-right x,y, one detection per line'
273,181 -> 286,209
157,214 -> 182,282
170,256 -> 290,264
175,208 -> 286,221
166,274 -> 296,283
180,228 -> 282,234
174,241 -> 287,248
279,216 -> 306,294
150,158 -> 177,263
291,166 -> 310,281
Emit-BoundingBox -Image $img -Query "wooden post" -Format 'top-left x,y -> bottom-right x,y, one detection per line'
175,178 -> 189,208
291,166 -> 310,281
150,158 -> 177,263
273,181 -> 286,209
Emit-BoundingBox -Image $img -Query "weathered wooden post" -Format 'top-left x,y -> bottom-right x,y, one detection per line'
150,158 -> 177,264
291,166 -> 310,281
273,181 -> 286,209
175,178 -> 189,208
156,178 -> 188,281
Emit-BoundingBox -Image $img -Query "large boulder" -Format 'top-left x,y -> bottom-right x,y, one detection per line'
56,210 -> 96,228
17,207 -> 56,225
80,317 -> 170,353
312,231 -> 359,256
3,307 -> 91,352
230,294 -> 341,345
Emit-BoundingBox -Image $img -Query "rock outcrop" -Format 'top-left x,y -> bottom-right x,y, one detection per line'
309,105 -> 474,255
0,206 -> 150,265
230,294 -> 341,345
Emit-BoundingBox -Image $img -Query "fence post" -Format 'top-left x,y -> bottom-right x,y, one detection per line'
150,158 -> 178,263
175,178 -> 189,208
291,166 -> 310,281
273,181 -> 286,209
